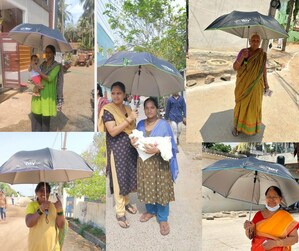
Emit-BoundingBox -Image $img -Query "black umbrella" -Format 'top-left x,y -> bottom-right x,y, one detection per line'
202,157 -> 299,219
8,23 -> 72,52
0,147 -> 93,184
205,10 -> 288,47
98,51 -> 184,97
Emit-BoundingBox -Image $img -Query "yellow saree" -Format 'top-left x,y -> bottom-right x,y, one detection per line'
234,48 -> 267,135
252,210 -> 298,251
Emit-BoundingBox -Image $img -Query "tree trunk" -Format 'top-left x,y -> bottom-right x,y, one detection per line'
282,0 -> 295,51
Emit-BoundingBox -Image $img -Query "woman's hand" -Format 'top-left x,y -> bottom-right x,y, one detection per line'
54,195 -> 63,212
127,109 -> 138,122
130,136 -> 139,148
40,201 -> 50,212
244,220 -> 255,239
144,143 -> 159,154
262,240 -> 277,250
241,49 -> 249,59
244,220 -> 254,230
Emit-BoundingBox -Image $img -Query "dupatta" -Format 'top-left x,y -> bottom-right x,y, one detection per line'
98,102 -> 135,135
136,119 -> 179,181
40,60 -> 64,105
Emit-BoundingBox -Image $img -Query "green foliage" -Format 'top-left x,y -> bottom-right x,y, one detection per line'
56,0 -> 94,49
210,143 -> 231,153
202,143 -> 215,149
104,0 -> 186,70
0,183 -> 17,196
66,133 -> 106,202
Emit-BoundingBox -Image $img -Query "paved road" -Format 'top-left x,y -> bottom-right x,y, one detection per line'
106,130 -> 202,251
186,59 -> 299,143
0,204 -> 100,251
0,66 -> 94,132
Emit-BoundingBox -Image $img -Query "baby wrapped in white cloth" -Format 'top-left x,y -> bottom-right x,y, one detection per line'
129,129 -> 173,162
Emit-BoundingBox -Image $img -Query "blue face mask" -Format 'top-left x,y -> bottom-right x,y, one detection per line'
265,204 -> 280,212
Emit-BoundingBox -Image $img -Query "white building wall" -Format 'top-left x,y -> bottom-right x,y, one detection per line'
189,0 -> 270,52
8,0 -> 49,25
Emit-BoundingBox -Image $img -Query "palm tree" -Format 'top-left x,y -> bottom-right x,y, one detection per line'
79,0 -> 94,48
57,0 -> 73,35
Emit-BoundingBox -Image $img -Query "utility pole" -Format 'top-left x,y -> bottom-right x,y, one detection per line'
262,0 -> 278,52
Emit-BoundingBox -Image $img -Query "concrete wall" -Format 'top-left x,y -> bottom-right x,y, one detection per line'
189,0 -> 270,52
62,190 -> 105,231
7,0 -> 49,25
73,199 -> 106,231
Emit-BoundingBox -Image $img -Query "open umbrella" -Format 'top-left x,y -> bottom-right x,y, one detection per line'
8,23 -> 72,52
0,147 -> 93,184
205,10 -> 288,47
202,156 -> 299,219
98,51 -> 184,97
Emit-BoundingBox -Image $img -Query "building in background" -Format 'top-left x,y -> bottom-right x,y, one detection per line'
97,0 -> 115,99
0,0 -> 55,90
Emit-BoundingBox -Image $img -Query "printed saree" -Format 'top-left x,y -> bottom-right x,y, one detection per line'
233,48 -> 267,135
252,210 -> 298,251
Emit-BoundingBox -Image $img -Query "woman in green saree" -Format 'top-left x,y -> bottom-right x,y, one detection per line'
232,34 -> 269,136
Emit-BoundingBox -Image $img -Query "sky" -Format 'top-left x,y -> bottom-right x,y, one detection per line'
65,0 -> 83,25
0,132 -> 96,196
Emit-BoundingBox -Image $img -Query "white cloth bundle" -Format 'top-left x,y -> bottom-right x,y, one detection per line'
129,129 -> 173,162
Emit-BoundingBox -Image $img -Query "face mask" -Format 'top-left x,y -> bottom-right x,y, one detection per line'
265,204 -> 280,212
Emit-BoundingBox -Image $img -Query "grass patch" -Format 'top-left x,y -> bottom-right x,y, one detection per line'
70,218 -> 105,239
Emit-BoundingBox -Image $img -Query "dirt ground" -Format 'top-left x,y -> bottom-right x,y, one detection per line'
187,42 -> 299,93
0,204 -> 101,251
0,65 -> 94,132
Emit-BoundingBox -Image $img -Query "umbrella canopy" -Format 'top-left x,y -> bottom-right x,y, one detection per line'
0,148 -> 93,184
205,10 -> 288,39
202,157 -> 299,207
8,23 -> 72,52
98,51 -> 184,97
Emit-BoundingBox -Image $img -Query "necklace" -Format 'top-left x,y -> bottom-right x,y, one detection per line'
146,118 -> 158,126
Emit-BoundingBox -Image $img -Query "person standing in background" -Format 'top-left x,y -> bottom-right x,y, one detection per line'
165,92 -> 186,146
0,190 -> 7,221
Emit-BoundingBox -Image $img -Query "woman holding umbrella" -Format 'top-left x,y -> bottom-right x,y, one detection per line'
244,186 -> 299,250
98,81 -> 139,228
31,45 -> 63,131
232,33 -> 269,136
131,97 -> 178,235
25,182 -> 65,251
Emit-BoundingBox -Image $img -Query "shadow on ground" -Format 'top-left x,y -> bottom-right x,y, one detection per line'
199,109 -> 265,142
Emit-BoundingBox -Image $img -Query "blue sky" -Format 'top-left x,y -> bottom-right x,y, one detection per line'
0,132 -> 97,196
65,0 -> 83,24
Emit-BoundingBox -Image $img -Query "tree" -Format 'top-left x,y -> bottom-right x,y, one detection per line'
78,0 -> 94,49
210,143 -> 231,153
0,183 -> 17,196
104,0 -> 186,70
57,0 -> 72,35
283,0 -> 295,51
67,133 -> 106,202
64,23 -> 79,42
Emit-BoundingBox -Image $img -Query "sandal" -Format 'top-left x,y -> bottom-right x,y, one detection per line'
160,222 -> 170,236
139,212 -> 155,222
232,128 -> 239,137
116,215 -> 130,228
125,203 -> 137,214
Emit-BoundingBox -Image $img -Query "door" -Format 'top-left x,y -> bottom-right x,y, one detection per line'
0,32 -> 20,89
